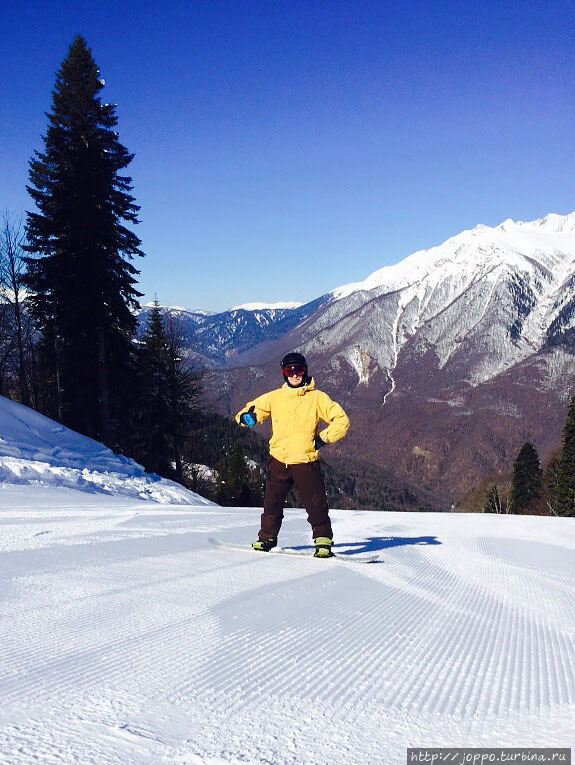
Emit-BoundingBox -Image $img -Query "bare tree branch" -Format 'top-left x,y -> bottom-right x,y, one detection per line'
0,211 -> 33,404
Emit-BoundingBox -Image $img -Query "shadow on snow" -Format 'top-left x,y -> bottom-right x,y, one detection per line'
288,536 -> 442,555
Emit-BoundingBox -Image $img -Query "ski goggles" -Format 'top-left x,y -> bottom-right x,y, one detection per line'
282,364 -> 306,376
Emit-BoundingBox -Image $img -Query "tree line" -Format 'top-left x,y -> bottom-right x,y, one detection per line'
460,396 -> 575,517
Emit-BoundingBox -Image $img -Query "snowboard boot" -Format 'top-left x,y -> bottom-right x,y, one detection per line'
252,537 -> 277,552
313,537 -> 334,558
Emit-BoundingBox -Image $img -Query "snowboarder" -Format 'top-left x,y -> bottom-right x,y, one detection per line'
236,352 -> 349,557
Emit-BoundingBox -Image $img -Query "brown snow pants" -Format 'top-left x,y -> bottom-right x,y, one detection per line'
259,456 -> 333,540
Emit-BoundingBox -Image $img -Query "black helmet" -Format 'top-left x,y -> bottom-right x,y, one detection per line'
280,352 -> 308,372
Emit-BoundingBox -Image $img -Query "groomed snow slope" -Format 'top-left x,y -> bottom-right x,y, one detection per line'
0,492 -> 573,764
0,396 -> 212,505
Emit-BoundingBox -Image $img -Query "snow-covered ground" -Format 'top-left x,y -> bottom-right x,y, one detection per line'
0,396 -> 212,506
0,492 -> 573,764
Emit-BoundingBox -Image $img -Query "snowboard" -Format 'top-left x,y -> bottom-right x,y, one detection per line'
208,537 -> 379,564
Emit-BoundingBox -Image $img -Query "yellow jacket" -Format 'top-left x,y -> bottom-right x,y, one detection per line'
236,378 -> 349,465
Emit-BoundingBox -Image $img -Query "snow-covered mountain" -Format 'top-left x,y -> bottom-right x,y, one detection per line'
154,211 -> 575,375
315,211 -> 575,387
137,212 -> 575,500
136,299 -> 326,366
231,301 -> 303,311
192,211 -> 575,502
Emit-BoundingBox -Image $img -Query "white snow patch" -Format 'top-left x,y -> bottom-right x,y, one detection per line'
346,346 -> 372,385
188,463 -> 218,482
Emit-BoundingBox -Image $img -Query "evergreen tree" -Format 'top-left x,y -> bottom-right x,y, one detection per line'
136,301 -> 172,476
508,442 -> 542,513
217,442 -> 258,506
556,396 -> 575,517
24,35 -> 143,447
164,315 -> 202,482
135,303 -> 203,481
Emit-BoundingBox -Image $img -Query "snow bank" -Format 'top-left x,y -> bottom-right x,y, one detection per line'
0,395 -> 214,505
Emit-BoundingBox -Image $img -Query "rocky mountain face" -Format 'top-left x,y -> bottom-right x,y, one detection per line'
147,212 -> 575,507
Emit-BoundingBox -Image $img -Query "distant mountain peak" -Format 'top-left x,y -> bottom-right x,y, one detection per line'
141,302 -> 216,316
230,301 -> 303,311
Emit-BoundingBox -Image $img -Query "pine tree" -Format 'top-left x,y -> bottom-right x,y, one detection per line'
556,396 -> 575,517
217,442 -> 255,506
136,301 -> 172,476
508,442 -> 542,514
24,35 -> 143,447
135,303 -> 202,481
164,315 -> 202,482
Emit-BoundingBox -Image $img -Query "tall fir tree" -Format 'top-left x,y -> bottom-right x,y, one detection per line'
556,396 -> 575,517
136,301 -> 172,476
163,315 -> 202,482
508,442 -> 542,514
24,35 -> 143,447
135,303 -> 203,482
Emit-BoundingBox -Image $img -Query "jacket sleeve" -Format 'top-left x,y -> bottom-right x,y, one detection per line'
235,392 -> 273,426
316,393 -> 349,444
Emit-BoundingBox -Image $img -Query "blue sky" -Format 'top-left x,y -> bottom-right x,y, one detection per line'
2,0 -> 575,311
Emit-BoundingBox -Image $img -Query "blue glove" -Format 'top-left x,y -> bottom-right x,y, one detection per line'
240,406 -> 257,427
314,434 -> 326,449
